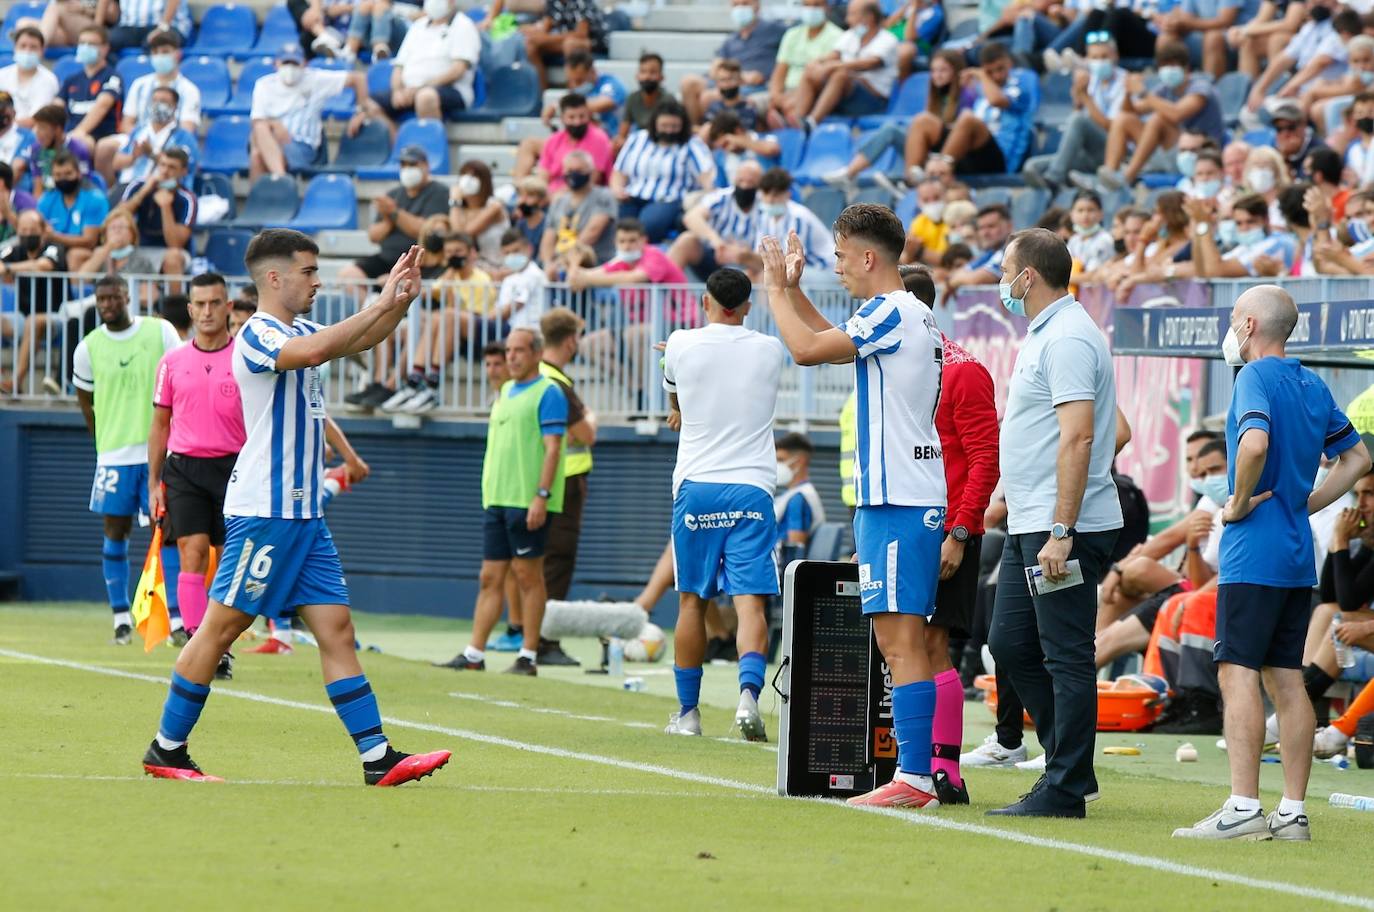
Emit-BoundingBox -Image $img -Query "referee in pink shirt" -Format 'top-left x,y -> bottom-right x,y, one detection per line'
148,273 -> 243,645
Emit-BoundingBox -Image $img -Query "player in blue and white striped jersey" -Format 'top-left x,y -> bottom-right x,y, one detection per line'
748,167 -> 837,273
760,206 -> 946,810
668,161 -> 763,279
139,229 -> 452,789
612,101 -> 716,242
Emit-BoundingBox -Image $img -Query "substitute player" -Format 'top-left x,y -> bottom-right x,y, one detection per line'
759,211 -> 946,809
140,229 -> 450,786
74,274 -> 182,645
662,268 -> 785,741
900,264 -> 1000,806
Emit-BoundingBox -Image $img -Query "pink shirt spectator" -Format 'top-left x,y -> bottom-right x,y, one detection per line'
153,341 -> 245,458
603,245 -> 699,326
540,125 -> 614,194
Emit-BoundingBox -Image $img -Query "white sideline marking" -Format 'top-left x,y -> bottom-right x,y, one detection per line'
4,647 -> 1372,911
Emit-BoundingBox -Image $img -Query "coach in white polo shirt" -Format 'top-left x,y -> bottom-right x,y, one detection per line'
249,44 -> 368,180
366,0 -> 481,134
987,227 -> 1123,820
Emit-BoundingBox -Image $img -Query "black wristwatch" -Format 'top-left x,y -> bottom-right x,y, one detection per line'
950,525 -> 970,543
535,487 -> 551,500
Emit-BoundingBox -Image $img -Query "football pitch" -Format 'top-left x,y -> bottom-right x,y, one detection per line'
3,603 -> 1372,911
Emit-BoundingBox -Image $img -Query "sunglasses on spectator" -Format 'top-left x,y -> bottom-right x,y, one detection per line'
1086,31 -> 1111,44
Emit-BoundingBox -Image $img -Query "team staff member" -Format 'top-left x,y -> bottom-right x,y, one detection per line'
987,228 -> 1123,819
440,327 -> 568,677
73,273 -> 182,644
536,307 -> 598,667
900,264 -> 1000,806
1174,285 -> 1370,842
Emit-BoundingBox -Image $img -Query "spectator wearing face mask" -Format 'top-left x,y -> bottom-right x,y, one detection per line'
559,50 -> 627,140
1244,1 -> 1355,125
1079,206 -> 1149,286
898,177 -> 951,266
704,59 -> 762,132
512,177 -> 549,255
78,208 -> 156,278
95,29 -> 200,187
36,149 -> 107,271
107,0 -> 193,52
1066,190 -> 1115,274
611,100 -> 716,243
1302,34 -> 1374,135
622,53 -> 675,147
1195,193 -> 1297,278
1182,149 -> 1230,211
60,25 -> 123,150
767,0 -> 843,130
540,150 -> 617,270
495,229 -> 548,330
1345,92 -> 1374,187
339,145 -> 450,291
1240,145 -> 1291,228
21,103 -> 93,194
789,1 -> 901,131
366,0 -> 481,135
1024,33 -> 1127,196
668,160 -> 764,279
113,146 -> 194,275
111,86 -> 196,187
0,210 -> 66,396
702,110 -> 781,188
449,160 -> 510,268
0,27 -> 60,127
947,202 -> 1014,294
514,93 -> 614,196
681,0 -> 788,125
249,43 -> 368,181
741,167 -> 836,274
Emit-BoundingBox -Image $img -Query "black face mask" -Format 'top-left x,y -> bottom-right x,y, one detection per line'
566,122 -> 589,140
734,186 -> 757,209
720,86 -> 740,100
55,177 -> 80,195
639,79 -> 661,94
1359,117 -> 1374,134
424,234 -> 446,253
1113,237 -> 1127,255
448,255 -> 467,270
565,171 -> 591,190
1311,5 -> 1332,20
20,234 -> 41,253
518,202 -> 539,217
0,114 -> 12,131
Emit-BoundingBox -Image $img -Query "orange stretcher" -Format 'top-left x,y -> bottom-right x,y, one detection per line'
974,674 -> 1171,732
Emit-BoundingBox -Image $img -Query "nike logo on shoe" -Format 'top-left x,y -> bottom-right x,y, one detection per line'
1216,812 -> 1261,831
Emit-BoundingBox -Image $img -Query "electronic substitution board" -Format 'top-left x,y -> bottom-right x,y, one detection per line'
774,560 -> 897,798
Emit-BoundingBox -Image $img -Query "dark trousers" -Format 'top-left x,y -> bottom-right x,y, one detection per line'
1083,9 -> 1156,58
543,473 -> 587,601
989,529 -> 1118,801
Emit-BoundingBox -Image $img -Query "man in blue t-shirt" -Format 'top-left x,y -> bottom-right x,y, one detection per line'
911,42 -> 1035,180
563,51 -> 627,139
1173,284 -> 1369,843
60,25 -> 123,147
36,149 -> 108,271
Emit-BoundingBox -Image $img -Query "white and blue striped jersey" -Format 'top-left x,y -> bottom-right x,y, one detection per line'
755,200 -> 837,271
250,69 -> 350,149
697,188 -> 761,245
125,72 -> 201,128
842,289 -> 946,508
1089,67 -> 1127,119
615,130 -> 714,202
224,314 -> 328,520
118,0 -> 192,33
1224,232 -> 1297,275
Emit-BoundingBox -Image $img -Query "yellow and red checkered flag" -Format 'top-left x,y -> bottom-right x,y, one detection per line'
131,525 -> 171,652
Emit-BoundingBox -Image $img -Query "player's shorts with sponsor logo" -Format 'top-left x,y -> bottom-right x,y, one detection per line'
672,480 -> 779,598
209,516 -> 349,619
483,506 -> 550,560
854,504 -> 943,617
89,462 -> 150,518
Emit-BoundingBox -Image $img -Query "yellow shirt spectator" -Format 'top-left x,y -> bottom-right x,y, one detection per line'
908,214 -> 949,258
437,268 -> 496,313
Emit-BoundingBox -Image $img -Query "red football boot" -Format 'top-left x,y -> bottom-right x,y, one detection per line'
846,778 -> 940,809
365,747 -> 453,787
142,740 -> 224,782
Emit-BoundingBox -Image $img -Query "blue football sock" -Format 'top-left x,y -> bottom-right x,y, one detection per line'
157,671 -> 211,745
161,545 -> 181,618
893,680 -> 937,777
102,536 -> 129,612
738,651 -> 765,701
674,665 -> 704,714
326,675 -> 388,756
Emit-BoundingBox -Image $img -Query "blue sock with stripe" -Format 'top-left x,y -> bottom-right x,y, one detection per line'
326,675 -> 389,759
674,665 -> 704,714
161,545 -> 181,620
893,680 -> 937,779
156,671 -> 210,747
738,652 -> 765,701
102,536 -> 129,612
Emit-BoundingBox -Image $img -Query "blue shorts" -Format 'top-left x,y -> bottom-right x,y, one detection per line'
672,481 -> 778,598
483,506 -> 549,560
89,463 -> 150,518
285,140 -> 323,170
854,504 -> 943,616
837,81 -> 888,117
209,516 -> 349,619
1214,583 -> 1311,670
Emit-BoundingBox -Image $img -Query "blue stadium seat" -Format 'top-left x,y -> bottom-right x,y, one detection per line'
1033,124 -> 1062,157
856,72 -> 929,129
315,119 -> 390,175
219,56 -> 275,116
793,123 -> 853,185
961,174 -> 1022,189
1140,173 -> 1181,189
50,55 -> 82,85
946,18 -> 978,42
853,127 -> 901,186
975,187 -> 1013,210
200,116 -> 252,174
189,4 -> 259,58
455,61 -> 540,121
196,172 -> 237,220
1217,71 -> 1251,124
181,56 -> 232,110
1242,127 -> 1276,147
804,187 -> 847,226
894,189 -> 918,225
853,186 -> 894,208
1011,187 -> 1051,231
481,33 -> 526,73
0,3 -> 46,54
1037,71 -> 1073,126
116,55 -> 153,89
772,128 -> 805,172
356,119 -> 449,180
228,175 -> 300,228
252,6 -> 301,57
204,228 -> 255,275
287,174 -> 358,232
367,59 -> 394,98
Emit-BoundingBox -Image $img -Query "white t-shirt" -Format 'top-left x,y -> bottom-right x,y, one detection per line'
72,316 -> 183,466
250,69 -> 350,149
662,322 -> 785,497
394,14 -> 482,107
498,262 -> 547,329
834,28 -> 900,98
0,65 -> 59,119
1067,227 -> 1116,272
125,72 -> 202,128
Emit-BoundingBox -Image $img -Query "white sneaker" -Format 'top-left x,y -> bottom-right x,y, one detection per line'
821,167 -> 854,189
1042,48 -> 1064,73
960,733 -> 1027,768
1267,810 -> 1311,841
871,171 -> 904,199
1216,737 -> 1227,751
1172,805 -> 1271,840
1015,753 -> 1045,771
665,707 -> 702,736
401,386 -> 438,414
380,386 -> 417,412
311,27 -> 344,57
1313,725 -> 1350,759
1059,48 -> 1083,71
735,692 -> 767,742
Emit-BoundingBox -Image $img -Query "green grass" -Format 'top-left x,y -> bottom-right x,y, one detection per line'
3,602 -> 1373,911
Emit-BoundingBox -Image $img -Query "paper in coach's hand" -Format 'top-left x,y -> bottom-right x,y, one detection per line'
1024,560 -> 1085,595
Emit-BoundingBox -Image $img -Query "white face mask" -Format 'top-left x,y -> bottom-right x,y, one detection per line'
1247,167 -> 1276,194
457,174 -> 481,197
279,64 -> 303,87
921,202 -> 946,223
399,166 -> 424,189
424,0 -> 451,20
776,460 -> 795,487
1222,322 -> 1248,367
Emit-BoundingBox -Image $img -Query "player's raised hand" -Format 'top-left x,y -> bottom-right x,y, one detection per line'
784,231 -> 806,287
385,246 -> 423,309
758,235 -> 786,289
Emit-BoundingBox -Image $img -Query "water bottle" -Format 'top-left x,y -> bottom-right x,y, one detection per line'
1326,754 -> 1350,770
608,638 -> 625,677
1329,793 -> 1374,811
1333,613 -> 1356,669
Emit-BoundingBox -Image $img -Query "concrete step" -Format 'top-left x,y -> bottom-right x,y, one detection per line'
608,31 -> 730,63
640,5 -> 736,31
317,230 -> 376,259
457,143 -> 519,176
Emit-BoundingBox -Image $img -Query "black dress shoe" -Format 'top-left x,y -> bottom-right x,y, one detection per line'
987,784 -> 1085,818
537,639 -> 580,666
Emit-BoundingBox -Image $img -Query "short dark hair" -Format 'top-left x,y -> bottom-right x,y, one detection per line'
1156,40 -> 1190,68
1335,8 -> 1362,35
1231,193 -> 1268,220
834,204 -> 905,264
449,231 -> 476,249
1007,227 -> 1073,289
152,84 -> 181,106
191,271 -> 228,292
1036,206 -> 1068,232
1307,146 -> 1343,184
1072,189 -> 1103,210
244,229 -> 320,280
12,25 -> 44,47
566,49 -> 595,70
559,91 -> 588,112
717,58 -> 742,75
649,99 -> 690,142
481,341 -> 507,358
147,29 -> 181,51
898,264 -> 936,307
615,217 -> 646,237
977,40 -> 1010,66
1186,429 -> 1220,445
639,51 -> 664,68
776,432 -> 814,454
1278,183 -> 1311,229
1197,439 -> 1227,462
708,110 -> 743,142
940,243 -> 973,269
1197,149 -> 1223,171
33,104 -> 66,128
706,268 -> 752,310
500,227 -> 529,248
50,150 -> 81,172
162,146 -> 190,169
759,167 -> 792,194
159,294 -> 191,332
95,273 -> 128,296
232,299 -> 257,315
976,202 -> 1011,222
